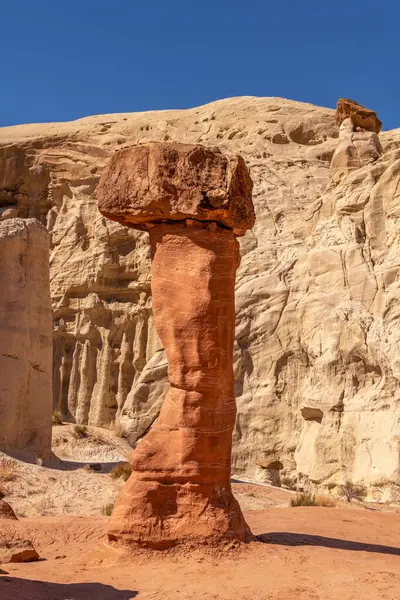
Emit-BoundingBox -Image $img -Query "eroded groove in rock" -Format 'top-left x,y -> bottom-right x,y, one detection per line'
98,142 -> 255,548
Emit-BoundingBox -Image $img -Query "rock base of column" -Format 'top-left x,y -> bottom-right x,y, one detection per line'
108,479 -> 254,550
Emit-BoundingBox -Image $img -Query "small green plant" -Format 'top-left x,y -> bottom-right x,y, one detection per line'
340,480 -> 367,503
73,424 -> 88,439
110,462 -> 132,481
101,502 -> 114,516
52,410 -> 63,425
290,492 -> 336,507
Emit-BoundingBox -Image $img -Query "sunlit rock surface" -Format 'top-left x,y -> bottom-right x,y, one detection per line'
1,96 -> 400,499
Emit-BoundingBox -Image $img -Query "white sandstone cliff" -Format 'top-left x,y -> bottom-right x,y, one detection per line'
0,218 -> 52,458
1,97 -> 399,499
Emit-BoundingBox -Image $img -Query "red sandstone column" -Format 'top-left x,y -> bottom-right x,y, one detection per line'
97,142 -> 255,549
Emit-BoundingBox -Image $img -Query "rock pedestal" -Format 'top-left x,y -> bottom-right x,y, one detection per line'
97,142 -> 255,548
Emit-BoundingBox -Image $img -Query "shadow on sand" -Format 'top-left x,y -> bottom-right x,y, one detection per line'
0,577 -> 137,599
0,447 -> 126,473
257,532 -> 400,556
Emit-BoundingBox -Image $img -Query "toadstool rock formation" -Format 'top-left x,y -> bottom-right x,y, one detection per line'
97,142 -> 255,548
0,218 -> 52,459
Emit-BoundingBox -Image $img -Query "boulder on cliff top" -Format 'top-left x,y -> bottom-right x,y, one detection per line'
336,98 -> 382,133
97,142 -> 255,235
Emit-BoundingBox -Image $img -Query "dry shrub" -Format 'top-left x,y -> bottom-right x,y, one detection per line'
52,410 -> 63,425
0,459 -> 18,482
340,480 -> 367,503
112,421 -> 125,438
107,420 -> 125,438
73,424 -> 88,439
36,495 -> 55,515
110,462 -> 132,481
315,494 -> 336,507
281,476 -> 297,491
290,491 -> 336,507
101,502 -> 114,516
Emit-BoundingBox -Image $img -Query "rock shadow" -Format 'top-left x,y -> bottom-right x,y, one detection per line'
0,577 -> 137,599
257,532 -> 400,556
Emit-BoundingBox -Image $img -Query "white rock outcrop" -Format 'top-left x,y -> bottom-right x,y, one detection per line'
1,97 -> 400,498
0,218 -> 52,458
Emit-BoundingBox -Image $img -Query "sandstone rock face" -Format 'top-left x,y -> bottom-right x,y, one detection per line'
1,97 -> 400,500
331,117 -> 382,181
0,218 -> 52,459
100,142 -> 254,547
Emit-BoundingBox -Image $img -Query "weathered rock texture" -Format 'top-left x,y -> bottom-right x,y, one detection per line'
331,100 -> 383,182
98,142 -> 254,234
0,218 -> 52,458
1,97 -> 400,500
98,142 -> 254,547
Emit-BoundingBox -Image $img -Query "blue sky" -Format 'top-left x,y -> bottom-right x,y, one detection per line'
1,1 -> 397,129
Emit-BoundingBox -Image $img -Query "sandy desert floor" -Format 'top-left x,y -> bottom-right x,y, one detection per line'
1,506 -> 400,600
1,426 -> 400,599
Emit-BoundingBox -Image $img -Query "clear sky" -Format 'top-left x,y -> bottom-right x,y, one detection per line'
1,0 -> 398,129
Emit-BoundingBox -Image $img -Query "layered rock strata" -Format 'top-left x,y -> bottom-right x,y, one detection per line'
1,97 -> 400,500
98,142 -> 255,548
0,219 -> 52,459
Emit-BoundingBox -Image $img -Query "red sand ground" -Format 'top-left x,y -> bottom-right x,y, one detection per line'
1,503 -> 399,600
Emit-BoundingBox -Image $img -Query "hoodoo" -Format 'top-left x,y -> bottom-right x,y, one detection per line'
97,141 -> 255,548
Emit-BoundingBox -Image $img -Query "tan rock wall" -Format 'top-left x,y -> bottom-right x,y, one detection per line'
1,97 -> 400,498
0,218 -> 52,458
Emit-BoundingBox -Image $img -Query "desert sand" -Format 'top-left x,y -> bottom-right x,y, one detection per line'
1,500 -> 399,599
1,425 -> 399,599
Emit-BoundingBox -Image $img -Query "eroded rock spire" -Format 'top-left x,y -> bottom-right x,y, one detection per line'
97,142 -> 255,549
